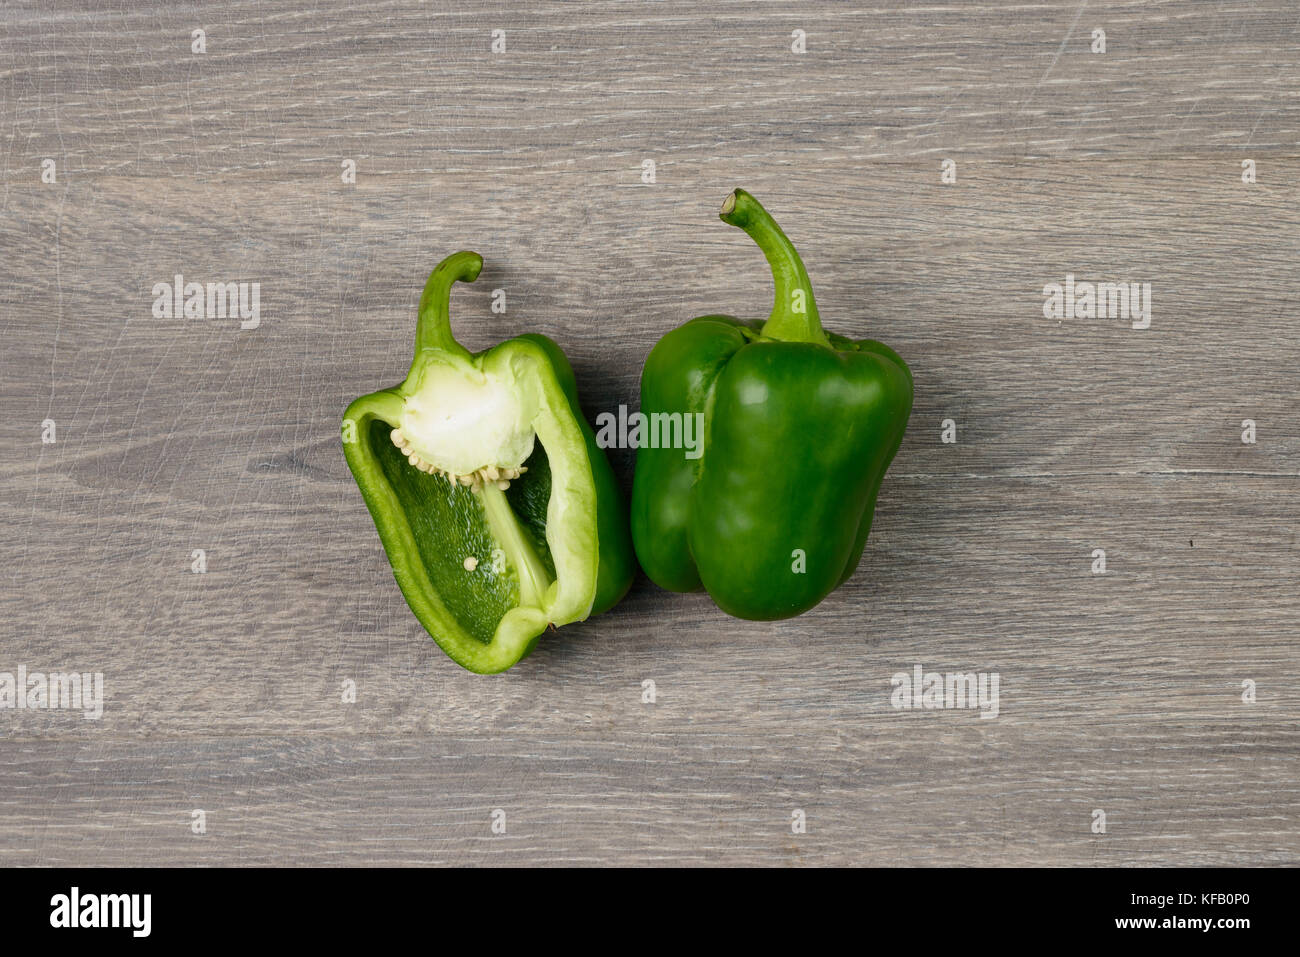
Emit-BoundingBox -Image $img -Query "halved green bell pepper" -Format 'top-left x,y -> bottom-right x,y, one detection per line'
631,189 -> 913,620
342,251 -> 634,673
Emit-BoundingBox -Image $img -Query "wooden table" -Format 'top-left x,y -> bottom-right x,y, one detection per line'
2,0 -> 1296,866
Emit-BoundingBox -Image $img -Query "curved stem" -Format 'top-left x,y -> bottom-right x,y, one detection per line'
414,250 -> 483,360
719,189 -> 827,345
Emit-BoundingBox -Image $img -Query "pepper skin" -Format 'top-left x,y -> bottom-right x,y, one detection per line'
342,252 -> 634,673
631,189 -> 913,620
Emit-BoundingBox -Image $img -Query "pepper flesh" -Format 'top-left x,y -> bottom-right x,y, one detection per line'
631,189 -> 913,620
342,252 -> 633,672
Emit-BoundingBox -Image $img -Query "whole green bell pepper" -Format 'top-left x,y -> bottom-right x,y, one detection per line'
342,251 -> 634,673
631,189 -> 913,620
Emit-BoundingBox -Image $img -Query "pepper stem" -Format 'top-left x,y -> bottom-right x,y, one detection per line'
719,189 -> 827,345
414,250 -> 483,361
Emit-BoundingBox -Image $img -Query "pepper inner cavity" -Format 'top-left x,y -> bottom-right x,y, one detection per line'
384,362 -> 556,613
377,418 -> 556,616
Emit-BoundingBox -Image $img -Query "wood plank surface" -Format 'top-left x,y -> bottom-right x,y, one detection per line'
1,0 -> 1297,866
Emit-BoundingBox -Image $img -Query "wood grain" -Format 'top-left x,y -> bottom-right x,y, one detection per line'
1,0 -> 1297,866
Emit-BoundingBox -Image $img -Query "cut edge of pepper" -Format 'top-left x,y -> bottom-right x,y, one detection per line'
343,391 -> 531,672
340,252 -> 604,672
341,349 -> 600,673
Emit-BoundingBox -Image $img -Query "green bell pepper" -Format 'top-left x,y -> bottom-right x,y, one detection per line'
342,251 -> 634,673
631,189 -> 913,620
